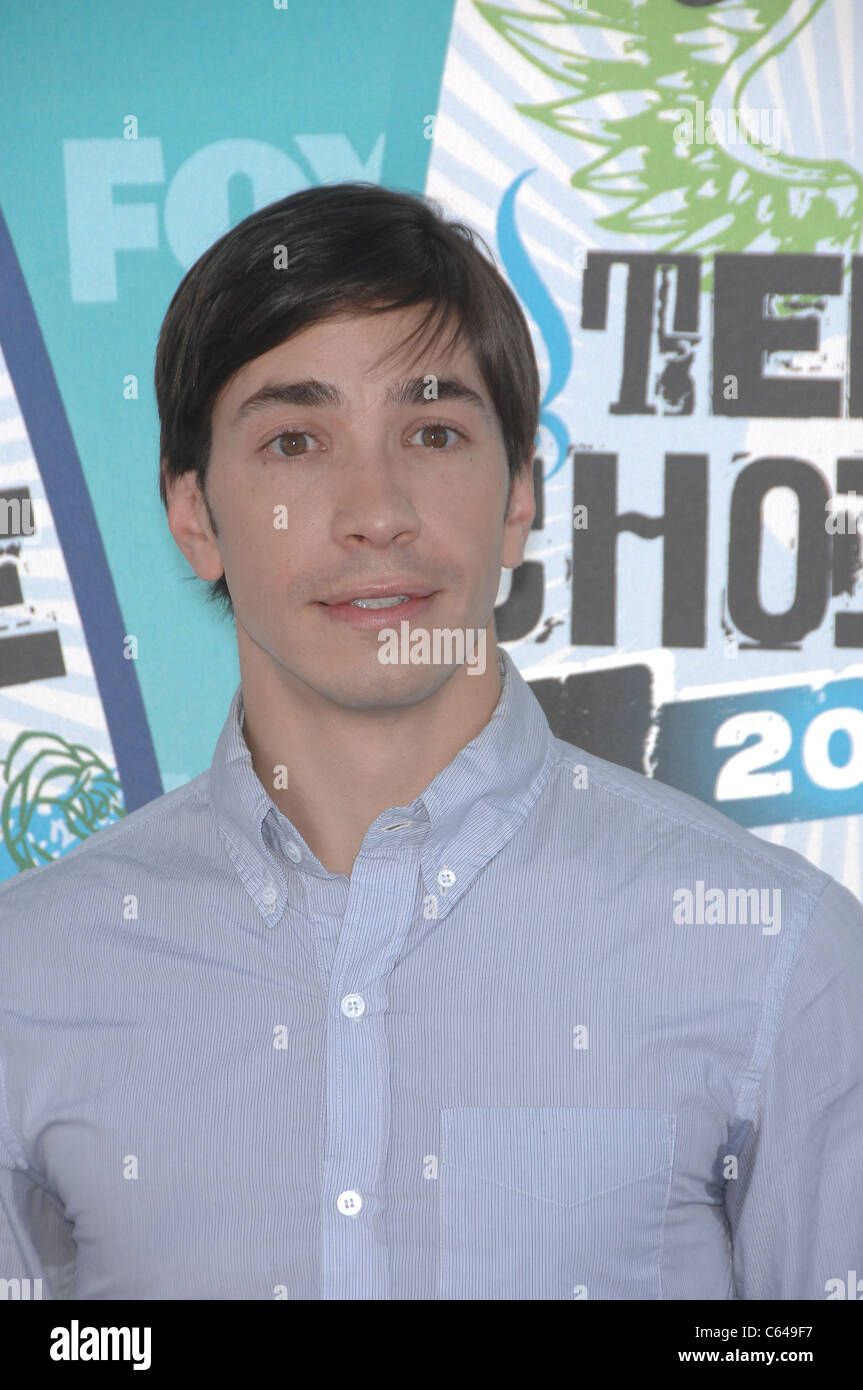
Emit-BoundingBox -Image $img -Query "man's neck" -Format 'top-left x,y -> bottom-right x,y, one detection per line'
239,636 -> 503,878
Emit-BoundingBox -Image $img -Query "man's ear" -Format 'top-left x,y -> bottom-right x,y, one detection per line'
502,447 -> 537,570
164,467 -> 225,582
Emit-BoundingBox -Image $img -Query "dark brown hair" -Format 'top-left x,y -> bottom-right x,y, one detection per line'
154,181 -> 540,617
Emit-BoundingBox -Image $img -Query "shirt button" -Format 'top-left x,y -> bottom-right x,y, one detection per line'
341,994 -> 365,1018
285,842 -> 302,863
261,881 -> 277,909
437,866 -> 456,891
337,1190 -> 362,1216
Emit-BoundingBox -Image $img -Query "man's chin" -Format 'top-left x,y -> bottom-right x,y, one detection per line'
306,654 -> 460,712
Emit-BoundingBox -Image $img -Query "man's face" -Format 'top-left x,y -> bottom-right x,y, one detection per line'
171,304 -> 535,710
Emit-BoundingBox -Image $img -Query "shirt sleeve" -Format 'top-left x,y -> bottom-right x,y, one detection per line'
725,873 -> 863,1299
0,1062 -> 76,1301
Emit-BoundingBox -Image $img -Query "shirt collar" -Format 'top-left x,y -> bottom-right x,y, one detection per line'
208,646 -> 556,923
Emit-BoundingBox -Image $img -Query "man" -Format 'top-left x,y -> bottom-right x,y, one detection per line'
1,183 -> 861,1301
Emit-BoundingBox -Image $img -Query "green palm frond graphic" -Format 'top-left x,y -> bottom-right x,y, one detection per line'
1,731 -> 125,870
475,0 -> 862,277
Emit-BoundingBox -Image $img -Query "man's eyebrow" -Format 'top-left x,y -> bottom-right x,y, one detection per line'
229,375 -> 493,430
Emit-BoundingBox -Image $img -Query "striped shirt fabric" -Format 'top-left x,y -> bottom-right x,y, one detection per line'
1,646 -> 862,1300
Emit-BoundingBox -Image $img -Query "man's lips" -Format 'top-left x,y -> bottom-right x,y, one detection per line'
320,583 -> 435,605
317,591 -> 437,627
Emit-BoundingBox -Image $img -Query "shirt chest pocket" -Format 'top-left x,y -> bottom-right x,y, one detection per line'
438,1106 -> 676,1300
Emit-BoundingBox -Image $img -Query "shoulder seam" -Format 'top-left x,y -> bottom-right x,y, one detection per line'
0,1053 -> 27,1169
548,751 -> 827,893
730,874 -> 835,1127
1,778 -> 210,884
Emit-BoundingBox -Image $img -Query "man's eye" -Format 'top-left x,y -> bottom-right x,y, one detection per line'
262,423 -> 464,456
409,423 -> 464,449
263,430 -> 321,457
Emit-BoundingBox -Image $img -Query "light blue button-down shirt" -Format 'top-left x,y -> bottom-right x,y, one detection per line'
1,647 -> 862,1300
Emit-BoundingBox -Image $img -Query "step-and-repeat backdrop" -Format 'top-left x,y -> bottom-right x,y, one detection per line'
2,0 -> 862,898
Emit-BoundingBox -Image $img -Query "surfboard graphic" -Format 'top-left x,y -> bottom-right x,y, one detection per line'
0,202 -> 162,882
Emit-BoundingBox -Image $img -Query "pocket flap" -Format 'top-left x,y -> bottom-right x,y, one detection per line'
441,1106 -> 676,1209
